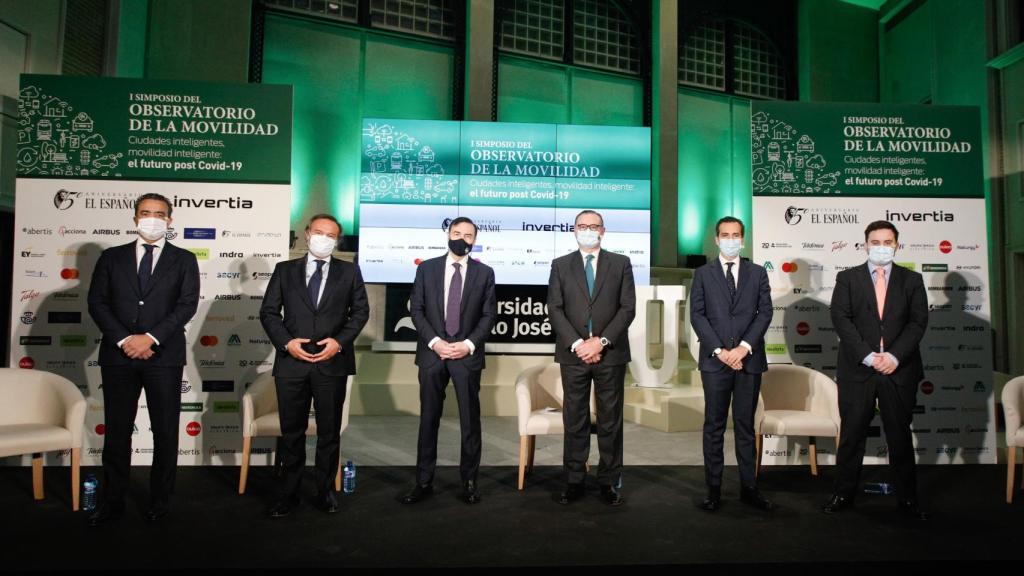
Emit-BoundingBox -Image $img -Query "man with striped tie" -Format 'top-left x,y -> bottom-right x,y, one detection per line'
403,216 -> 496,505
548,210 -> 636,506
824,220 -> 929,520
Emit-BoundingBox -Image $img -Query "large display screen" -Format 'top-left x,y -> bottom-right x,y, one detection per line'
357,119 -> 651,285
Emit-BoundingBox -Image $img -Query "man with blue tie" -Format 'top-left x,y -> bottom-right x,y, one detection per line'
87,193 -> 200,525
689,216 -> 773,512
260,214 -> 369,517
402,217 -> 496,505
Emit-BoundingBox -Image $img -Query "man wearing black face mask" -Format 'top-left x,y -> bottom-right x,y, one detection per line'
402,216 -> 496,505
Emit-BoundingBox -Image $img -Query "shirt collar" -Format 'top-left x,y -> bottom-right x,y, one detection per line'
579,248 -> 599,261
306,253 -> 330,266
446,252 -> 469,268
869,261 -> 893,276
138,237 -> 166,251
719,254 -> 740,267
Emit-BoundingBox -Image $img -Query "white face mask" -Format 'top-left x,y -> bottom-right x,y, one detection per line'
718,238 -> 743,258
136,217 -> 167,242
308,234 -> 336,259
575,229 -> 601,249
868,245 -> 895,266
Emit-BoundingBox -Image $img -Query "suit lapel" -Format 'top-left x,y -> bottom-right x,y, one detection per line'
315,258 -> 344,311
590,250 -> 610,302
294,257 -> 317,312
434,256 -> 447,319
570,253 -> 591,301
729,259 -> 748,310
141,243 -> 178,298
861,262 -> 879,315
121,242 -> 141,298
705,259 -> 728,300
881,264 -> 903,321
459,258 -> 479,321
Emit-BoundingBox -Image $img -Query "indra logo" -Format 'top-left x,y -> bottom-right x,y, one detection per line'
19,357 -> 35,369
53,189 -> 82,210
784,206 -> 807,225
920,380 -> 935,395
185,422 -> 202,437
796,322 -> 810,336
199,335 -> 219,346
20,312 -> 36,325
939,240 -> 952,254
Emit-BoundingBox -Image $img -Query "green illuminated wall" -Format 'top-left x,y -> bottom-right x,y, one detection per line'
262,13 -> 454,232
676,89 -> 752,259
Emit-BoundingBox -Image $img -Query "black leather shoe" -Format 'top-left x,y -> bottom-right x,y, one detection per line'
822,493 -> 854,514
599,485 -> 624,507
87,502 -> 123,527
701,486 -> 722,512
145,499 -> 170,522
401,483 -> 433,505
558,483 -> 585,505
898,500 -> 930,521
462,480 -> 481,504
317,491 -> 340,514
267,497 -> 298,518
740,486 -> 774,511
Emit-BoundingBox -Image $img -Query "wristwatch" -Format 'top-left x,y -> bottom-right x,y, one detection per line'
599,337 -> 610,348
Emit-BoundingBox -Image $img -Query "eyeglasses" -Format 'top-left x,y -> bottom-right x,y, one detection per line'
575,224 -> 602,232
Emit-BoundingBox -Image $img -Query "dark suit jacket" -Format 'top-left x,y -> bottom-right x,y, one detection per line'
689,257 -> 772,374
260,256 -> 370,377
410,255 -> 497,371
87,241 -> 200,367
830,262 -> 927,386
548,249 -> 636,366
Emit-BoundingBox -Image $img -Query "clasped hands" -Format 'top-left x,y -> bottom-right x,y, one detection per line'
122,334 -> 156,360
286,337 -> 342,363
872,353 -> 898,375
575,337 -> 604,365
431,340 -> 471,360
717,346 -> 750,371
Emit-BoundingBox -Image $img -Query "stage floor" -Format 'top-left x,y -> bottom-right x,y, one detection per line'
1,418 -> 1021,571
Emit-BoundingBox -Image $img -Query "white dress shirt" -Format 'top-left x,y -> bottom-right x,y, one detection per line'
305,252 -> 331,307
428,253 -> 476,355
117,237 -> 167,349
713,253 -> 752,357
570,248 -> 601,352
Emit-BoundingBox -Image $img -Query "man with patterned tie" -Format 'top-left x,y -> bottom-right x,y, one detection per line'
548,210 -> 636,506
824,220 -> 929,520
261,213 -> 369,517
689,216 -> 774,512
87,193 -> 200,525
403,216 -> 496,505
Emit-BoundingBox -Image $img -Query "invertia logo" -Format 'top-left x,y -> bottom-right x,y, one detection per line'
95,424 -> 106,435
781,262 -> 798,273
186,422 -> 202,436
939,241 -> 952,254
60,268 -> 80,279
19,357 -> 35,369
199,335 -> 219,346
920,381 -> 934,395
796,322 -> 810,336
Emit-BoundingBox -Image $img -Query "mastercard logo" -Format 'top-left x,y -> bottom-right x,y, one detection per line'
60,268 -> 80,280
781,262 -> 798,273
19,357 -> 35,369
186,422 -> 202,436
199,335 -> 219,346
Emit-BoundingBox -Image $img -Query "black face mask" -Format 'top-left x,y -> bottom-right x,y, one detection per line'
448,238 -> 473,256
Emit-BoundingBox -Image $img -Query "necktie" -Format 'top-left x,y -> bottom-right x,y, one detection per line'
445,262 -> 462,337
585,254 -> 595,335
138,244 -> 154,293
875,266 -> 886,349
308,259 -> 325,309
725,262 -> 737,301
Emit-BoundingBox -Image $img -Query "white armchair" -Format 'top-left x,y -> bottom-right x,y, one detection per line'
0,368 -> 86,510
514,363 -> 596,490
238,372 -> 353,494
1002,375 -> 1024,503
755,364 -> 841,476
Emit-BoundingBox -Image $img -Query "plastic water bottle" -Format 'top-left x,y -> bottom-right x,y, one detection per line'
342,460 -> 356,494
83,474 -> 98,511
864,482 -> 894,495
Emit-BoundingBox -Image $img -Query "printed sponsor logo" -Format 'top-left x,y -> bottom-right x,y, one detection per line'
896,262 -> 915,271
58,225 -> 89,236
20,248 -> 45,258
187,248 -> 210,260
20,336 -> 52,346
184,228 -> 216,240
952,362 -> 983,370
181,380 -> 192,394
973,381 -> 986,392
801,242 -> 825,250
20,312 -> 37,325
60,335 -> 87,347
23,227 -> 53,235
939,240 -> 952,254
217,272 -> 241,279
213,401 -> 240,413
19,357 -> 35,369
249,337 -> 272,345
60,268 -> 80,279
214,294 -> 241,300
181,402 -> 204,412
199,335 -> 219,347
20,290 -> 41,302
885,210 -> 954,222
796,322 -> 810,336
781,262 -> 798,273
794,344 -> 822,354
202,380 -> 234,392
185,422 -> 202,436
922,264 -> 947,272
199,359 -> 225,368
48,311 -> 82,324
250,272 -> 273,280
227,334 -> 242,346
765,344 -> 787,355
920,381 -> 934,395
962,325 -> 986,333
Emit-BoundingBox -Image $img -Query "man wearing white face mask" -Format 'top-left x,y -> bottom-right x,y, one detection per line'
689,216 -> 773,512
548,210 -> 636,506
260,213 -> 369,517
87,193 -> 200,525
824,220 -> 929,520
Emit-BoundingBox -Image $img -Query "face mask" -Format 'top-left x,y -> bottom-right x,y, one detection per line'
718,238 -> 743,258
575,229 -> 601,249
868,245 -> 895,266
448,238 -> 473,257
137,217 -> 167,242
308,234 -> 336,259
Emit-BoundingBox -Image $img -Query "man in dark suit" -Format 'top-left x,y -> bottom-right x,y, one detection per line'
402,216 -> 496,505
823,220 -> 929,520
260,214 -> 369,517
548,209 -> 636,506
689,216 -> 773,512
86,192 -> 199,525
